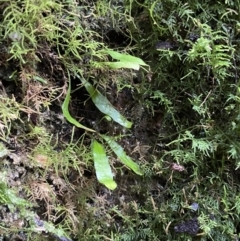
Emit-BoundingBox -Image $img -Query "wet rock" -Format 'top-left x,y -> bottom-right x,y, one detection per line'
188,33 -> 200,42
174,217 -> 199,235
190,202 -> 199,212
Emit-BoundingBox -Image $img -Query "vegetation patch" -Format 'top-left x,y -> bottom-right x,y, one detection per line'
0,0 -> 240,240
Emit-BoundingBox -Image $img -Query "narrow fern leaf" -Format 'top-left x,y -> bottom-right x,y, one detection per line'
105,50 -> 147,65
99,50 -> 148,70
82,79 -> 132,128
62,82 -> 95,132
102,135 -> 143,175
103,61 -> 140,70
92,140 -> 117,190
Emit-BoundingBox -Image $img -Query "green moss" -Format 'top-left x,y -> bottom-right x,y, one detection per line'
1,0 -> 240,240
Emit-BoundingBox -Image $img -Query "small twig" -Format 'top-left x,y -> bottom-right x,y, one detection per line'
199,90 -> 212,108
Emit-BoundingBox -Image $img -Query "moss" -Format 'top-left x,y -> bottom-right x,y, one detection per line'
0,0 -> 240,240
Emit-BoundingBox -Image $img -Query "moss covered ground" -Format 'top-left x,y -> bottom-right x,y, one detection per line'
1,0 -> 240,240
